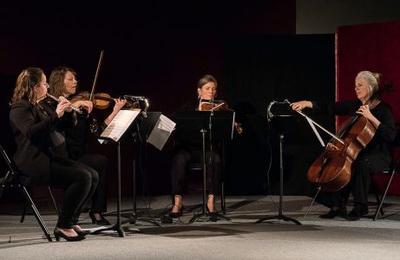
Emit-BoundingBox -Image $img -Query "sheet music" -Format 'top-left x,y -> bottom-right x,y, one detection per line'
147,114 -> 176,150
100,109 -> 141,142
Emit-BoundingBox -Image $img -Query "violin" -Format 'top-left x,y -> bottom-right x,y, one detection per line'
70,91 -> 128,110
199,99 -> 229,111
199,99 -> 243,134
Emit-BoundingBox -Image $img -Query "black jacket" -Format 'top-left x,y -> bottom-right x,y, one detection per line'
9,99 -> 69,184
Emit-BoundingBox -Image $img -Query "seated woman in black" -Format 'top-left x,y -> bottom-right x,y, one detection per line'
166,74 -> 225,221
9,67 -> 99,241
291,71 -> 396,220
48,66 -> 126,225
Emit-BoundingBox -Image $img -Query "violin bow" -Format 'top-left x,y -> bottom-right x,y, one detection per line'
89,49 -> 104,101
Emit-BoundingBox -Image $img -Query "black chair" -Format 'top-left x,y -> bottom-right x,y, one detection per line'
20,186 -> 59,223
0,144 -> 53,242
372,146 -> 400,220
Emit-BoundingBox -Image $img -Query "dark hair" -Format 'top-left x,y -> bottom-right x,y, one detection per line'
49,66 -> 77,98
197,74 -> 217,89
11,67 -> 44,104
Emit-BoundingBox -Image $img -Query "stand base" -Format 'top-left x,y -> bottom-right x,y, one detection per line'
127,214 -> 161,226
256,214 -> 301,225
91,224 -> 126,237
189,211 -> 231,223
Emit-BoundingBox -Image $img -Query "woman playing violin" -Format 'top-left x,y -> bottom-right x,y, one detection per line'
163,74 -> 224,222
48,66 -> 126,225
291,71 -> 396,220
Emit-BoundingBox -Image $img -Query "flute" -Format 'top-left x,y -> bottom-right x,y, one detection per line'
46,93 -> 83,114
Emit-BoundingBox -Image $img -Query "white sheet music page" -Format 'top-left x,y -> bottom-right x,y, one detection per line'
100,109 -> 141,142
147,114 -> 176,150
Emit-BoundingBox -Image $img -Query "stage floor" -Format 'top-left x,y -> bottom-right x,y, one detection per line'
1,195 -> 400,259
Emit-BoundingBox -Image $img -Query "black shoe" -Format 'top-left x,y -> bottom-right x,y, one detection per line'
54,228 -> 86,242
207,205 -> 219,222
208,212 -> 218,222
347,206 -> 368,221
319,207 -> 347,219
89,212 -> 111,226
160,214 -> 173,224
169,205 -> 183,218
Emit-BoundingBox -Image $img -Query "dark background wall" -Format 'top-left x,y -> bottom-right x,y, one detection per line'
0,1 -> 397,199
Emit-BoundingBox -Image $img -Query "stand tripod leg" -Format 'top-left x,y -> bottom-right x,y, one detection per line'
94,142 -> 125,236
189,130 -> 230,224
256,134 -> 301,225
127,139 -> 160,227
189,130 -> 209,223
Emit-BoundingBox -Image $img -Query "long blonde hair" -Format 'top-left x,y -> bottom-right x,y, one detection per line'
11,67 -> 44,104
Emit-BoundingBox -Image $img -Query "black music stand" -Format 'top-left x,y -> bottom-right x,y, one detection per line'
256,100 -> 301,225
93,109 -> 142,237
127,112 -> 161,227
93,137 -> 126,237
173,111 -> 234,223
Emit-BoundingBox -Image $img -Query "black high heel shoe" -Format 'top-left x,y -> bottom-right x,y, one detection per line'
54,228 -> 86,242
161,205 -> 183,224
206,206 -> 218,222
89,211 -> 111,225
207,196 -> 218,222
169,205 -> 183,218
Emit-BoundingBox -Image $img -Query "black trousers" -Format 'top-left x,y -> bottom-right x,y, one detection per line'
170,148 -> 221,196
78,153 -> 108,213
50,157 -> 99,229
319,150 -> 390,209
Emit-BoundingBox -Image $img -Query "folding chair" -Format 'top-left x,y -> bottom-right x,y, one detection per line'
373,147 -> 400,220
0,144 -> 53,242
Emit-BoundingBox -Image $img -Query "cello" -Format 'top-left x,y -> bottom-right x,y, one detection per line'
307,115 -> 376,192
289,99 -> 379,192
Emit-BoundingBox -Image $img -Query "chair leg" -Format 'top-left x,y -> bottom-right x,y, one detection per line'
221,181 -> 226,214
21,186 -> 52,241
374,170 -> 396,221
20,200 -> 28,223
48,186 -> 59,216
373,191 -> 384,217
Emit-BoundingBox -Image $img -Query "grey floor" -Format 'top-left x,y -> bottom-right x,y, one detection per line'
1,195 -> 400,260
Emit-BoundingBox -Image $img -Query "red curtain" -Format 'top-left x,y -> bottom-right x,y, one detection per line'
336,20 -> 400,122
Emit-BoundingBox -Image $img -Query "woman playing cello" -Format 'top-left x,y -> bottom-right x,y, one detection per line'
291,71 -> 396,220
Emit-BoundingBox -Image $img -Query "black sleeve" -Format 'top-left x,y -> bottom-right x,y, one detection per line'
374,104 -> 397,143
9,100 -> 58,139
312,100 -> 361,117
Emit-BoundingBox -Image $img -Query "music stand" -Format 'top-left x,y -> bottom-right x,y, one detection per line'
93,109 -> 142,237
127,112 -> 162,226
256,100 -> 301,225
173,111 -> 234,222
